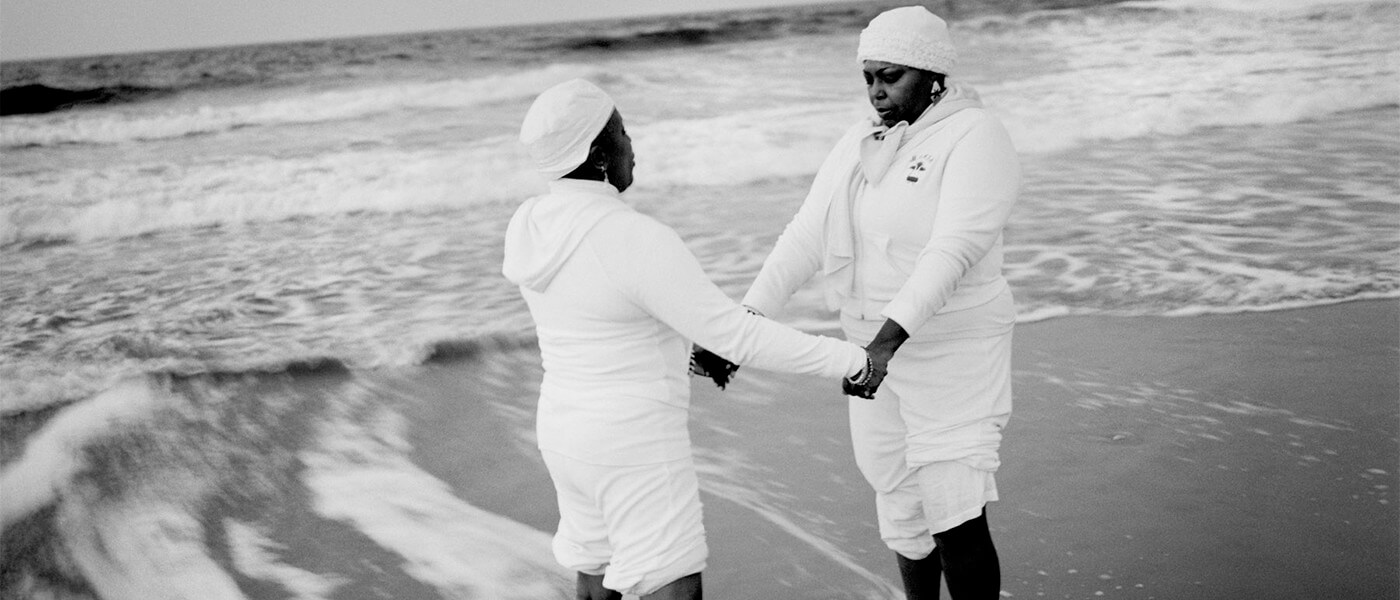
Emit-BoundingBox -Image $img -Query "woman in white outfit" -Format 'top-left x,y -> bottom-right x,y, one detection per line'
740,7 -> 1020,599
502,79 -> 883,600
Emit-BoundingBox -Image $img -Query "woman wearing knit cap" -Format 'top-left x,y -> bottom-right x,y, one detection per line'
503,79 -> 885,600
742,6 -> 1019,599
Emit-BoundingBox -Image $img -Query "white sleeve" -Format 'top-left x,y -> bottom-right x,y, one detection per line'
741,137 -> 853,316
881,115 -> 1021,332
613,216 -> 865,379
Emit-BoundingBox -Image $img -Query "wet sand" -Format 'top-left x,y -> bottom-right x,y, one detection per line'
3,300 -> 1395,599
996,299 -> 1398,599
410,299 -> 1399,599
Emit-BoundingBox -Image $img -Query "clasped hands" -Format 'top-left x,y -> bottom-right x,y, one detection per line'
846,319 -> 907,399
689,344 -> 741,389
843,343 -> 891,400
687,343 -> 892,399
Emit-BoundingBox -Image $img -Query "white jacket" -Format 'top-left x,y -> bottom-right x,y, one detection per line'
742,83 -> 1021,336
503,178 -> 867,465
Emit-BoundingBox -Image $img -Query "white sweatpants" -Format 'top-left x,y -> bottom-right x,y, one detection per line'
842,289 -> 1013,559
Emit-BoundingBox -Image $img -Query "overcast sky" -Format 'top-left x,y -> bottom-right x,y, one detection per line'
1,0 -> 839,61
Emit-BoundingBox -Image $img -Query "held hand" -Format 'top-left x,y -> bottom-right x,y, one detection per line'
844,318 -> 908,398
841,377 -> 870,399
843,348 -> 890,399
689,344 -> 740,390
866,319 -> 909,365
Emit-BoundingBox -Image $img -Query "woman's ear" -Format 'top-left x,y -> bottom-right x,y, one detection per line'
587,144 -> 608,172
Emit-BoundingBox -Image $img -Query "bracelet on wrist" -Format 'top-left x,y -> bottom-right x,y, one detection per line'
847,354 -> 873,386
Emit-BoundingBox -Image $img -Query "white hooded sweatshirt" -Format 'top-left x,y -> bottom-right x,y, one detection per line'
741,83 -> 1020,471
742,82 -> 1021,335
503,178 -> 866,466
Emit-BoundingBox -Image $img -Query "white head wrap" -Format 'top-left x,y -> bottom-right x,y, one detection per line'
519,79 -> 617,180
857,6 -> 957,75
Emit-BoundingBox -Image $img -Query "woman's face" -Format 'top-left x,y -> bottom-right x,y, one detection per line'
863,60 -> 938,127
601,109 -> 635,192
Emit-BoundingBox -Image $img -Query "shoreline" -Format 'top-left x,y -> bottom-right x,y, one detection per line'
2,299 -> 1395,599
407,298 -> 1398,598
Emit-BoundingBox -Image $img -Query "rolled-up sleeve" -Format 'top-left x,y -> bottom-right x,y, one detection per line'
881,115 -> 1021,332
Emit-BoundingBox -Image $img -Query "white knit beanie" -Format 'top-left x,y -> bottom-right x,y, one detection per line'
520,79 -> 616,180
857,6 -> 957,75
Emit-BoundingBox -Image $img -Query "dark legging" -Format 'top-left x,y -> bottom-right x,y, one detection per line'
896,508 -> 1001,600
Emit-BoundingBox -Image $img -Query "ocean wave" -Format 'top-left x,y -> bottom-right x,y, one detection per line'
0,140 -> 545,245
0,358 -> 349,419
1014,290 -> 1400,324
646,78 -> 1399,166
0,63 -> 602,148
1128,0 -> 1387,12
421,334 -> 541,364
633,102 -> 865,186
552,18 -> 789,52
1159,288 -> 1400,317
303,397 -> 570,598
6,98 -> 1395,248
0,349 -> 567,599
3,0 -> 1391,156
10,283 -> 1399,421
983,0 -> 1400,153
2,100 -> 861,245
0,330 -> 537,417
0,379 -> 165,549
999,93 -> 1400,155
0,83 -> 171,116
528,2 -> 899,54
540,0 -> 1145,56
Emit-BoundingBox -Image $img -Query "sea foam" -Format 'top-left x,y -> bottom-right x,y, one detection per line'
10,76 -> 1393,247
4,0 -> 1394,245
1134,0 -> 1390,12
303,392 -> 571,599
0,63 -> 604,148
1,140 -> 545,245
0,379 -> 162,529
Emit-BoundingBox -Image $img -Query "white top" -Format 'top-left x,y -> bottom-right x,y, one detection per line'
503,178 -> 867,465
742,85 -> 1021,336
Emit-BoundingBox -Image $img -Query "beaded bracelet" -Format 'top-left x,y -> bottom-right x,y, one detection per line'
847,353 -> 874,387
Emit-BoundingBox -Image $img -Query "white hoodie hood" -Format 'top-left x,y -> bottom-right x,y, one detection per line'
502,178 -> 629,292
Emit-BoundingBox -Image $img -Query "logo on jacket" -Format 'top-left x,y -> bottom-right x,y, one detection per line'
905,154 -> 934,183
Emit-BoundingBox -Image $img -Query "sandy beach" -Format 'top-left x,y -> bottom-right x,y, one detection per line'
2,301 -> 1396,598
397,299 -> 1400,599
994,299 -> 1398,599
